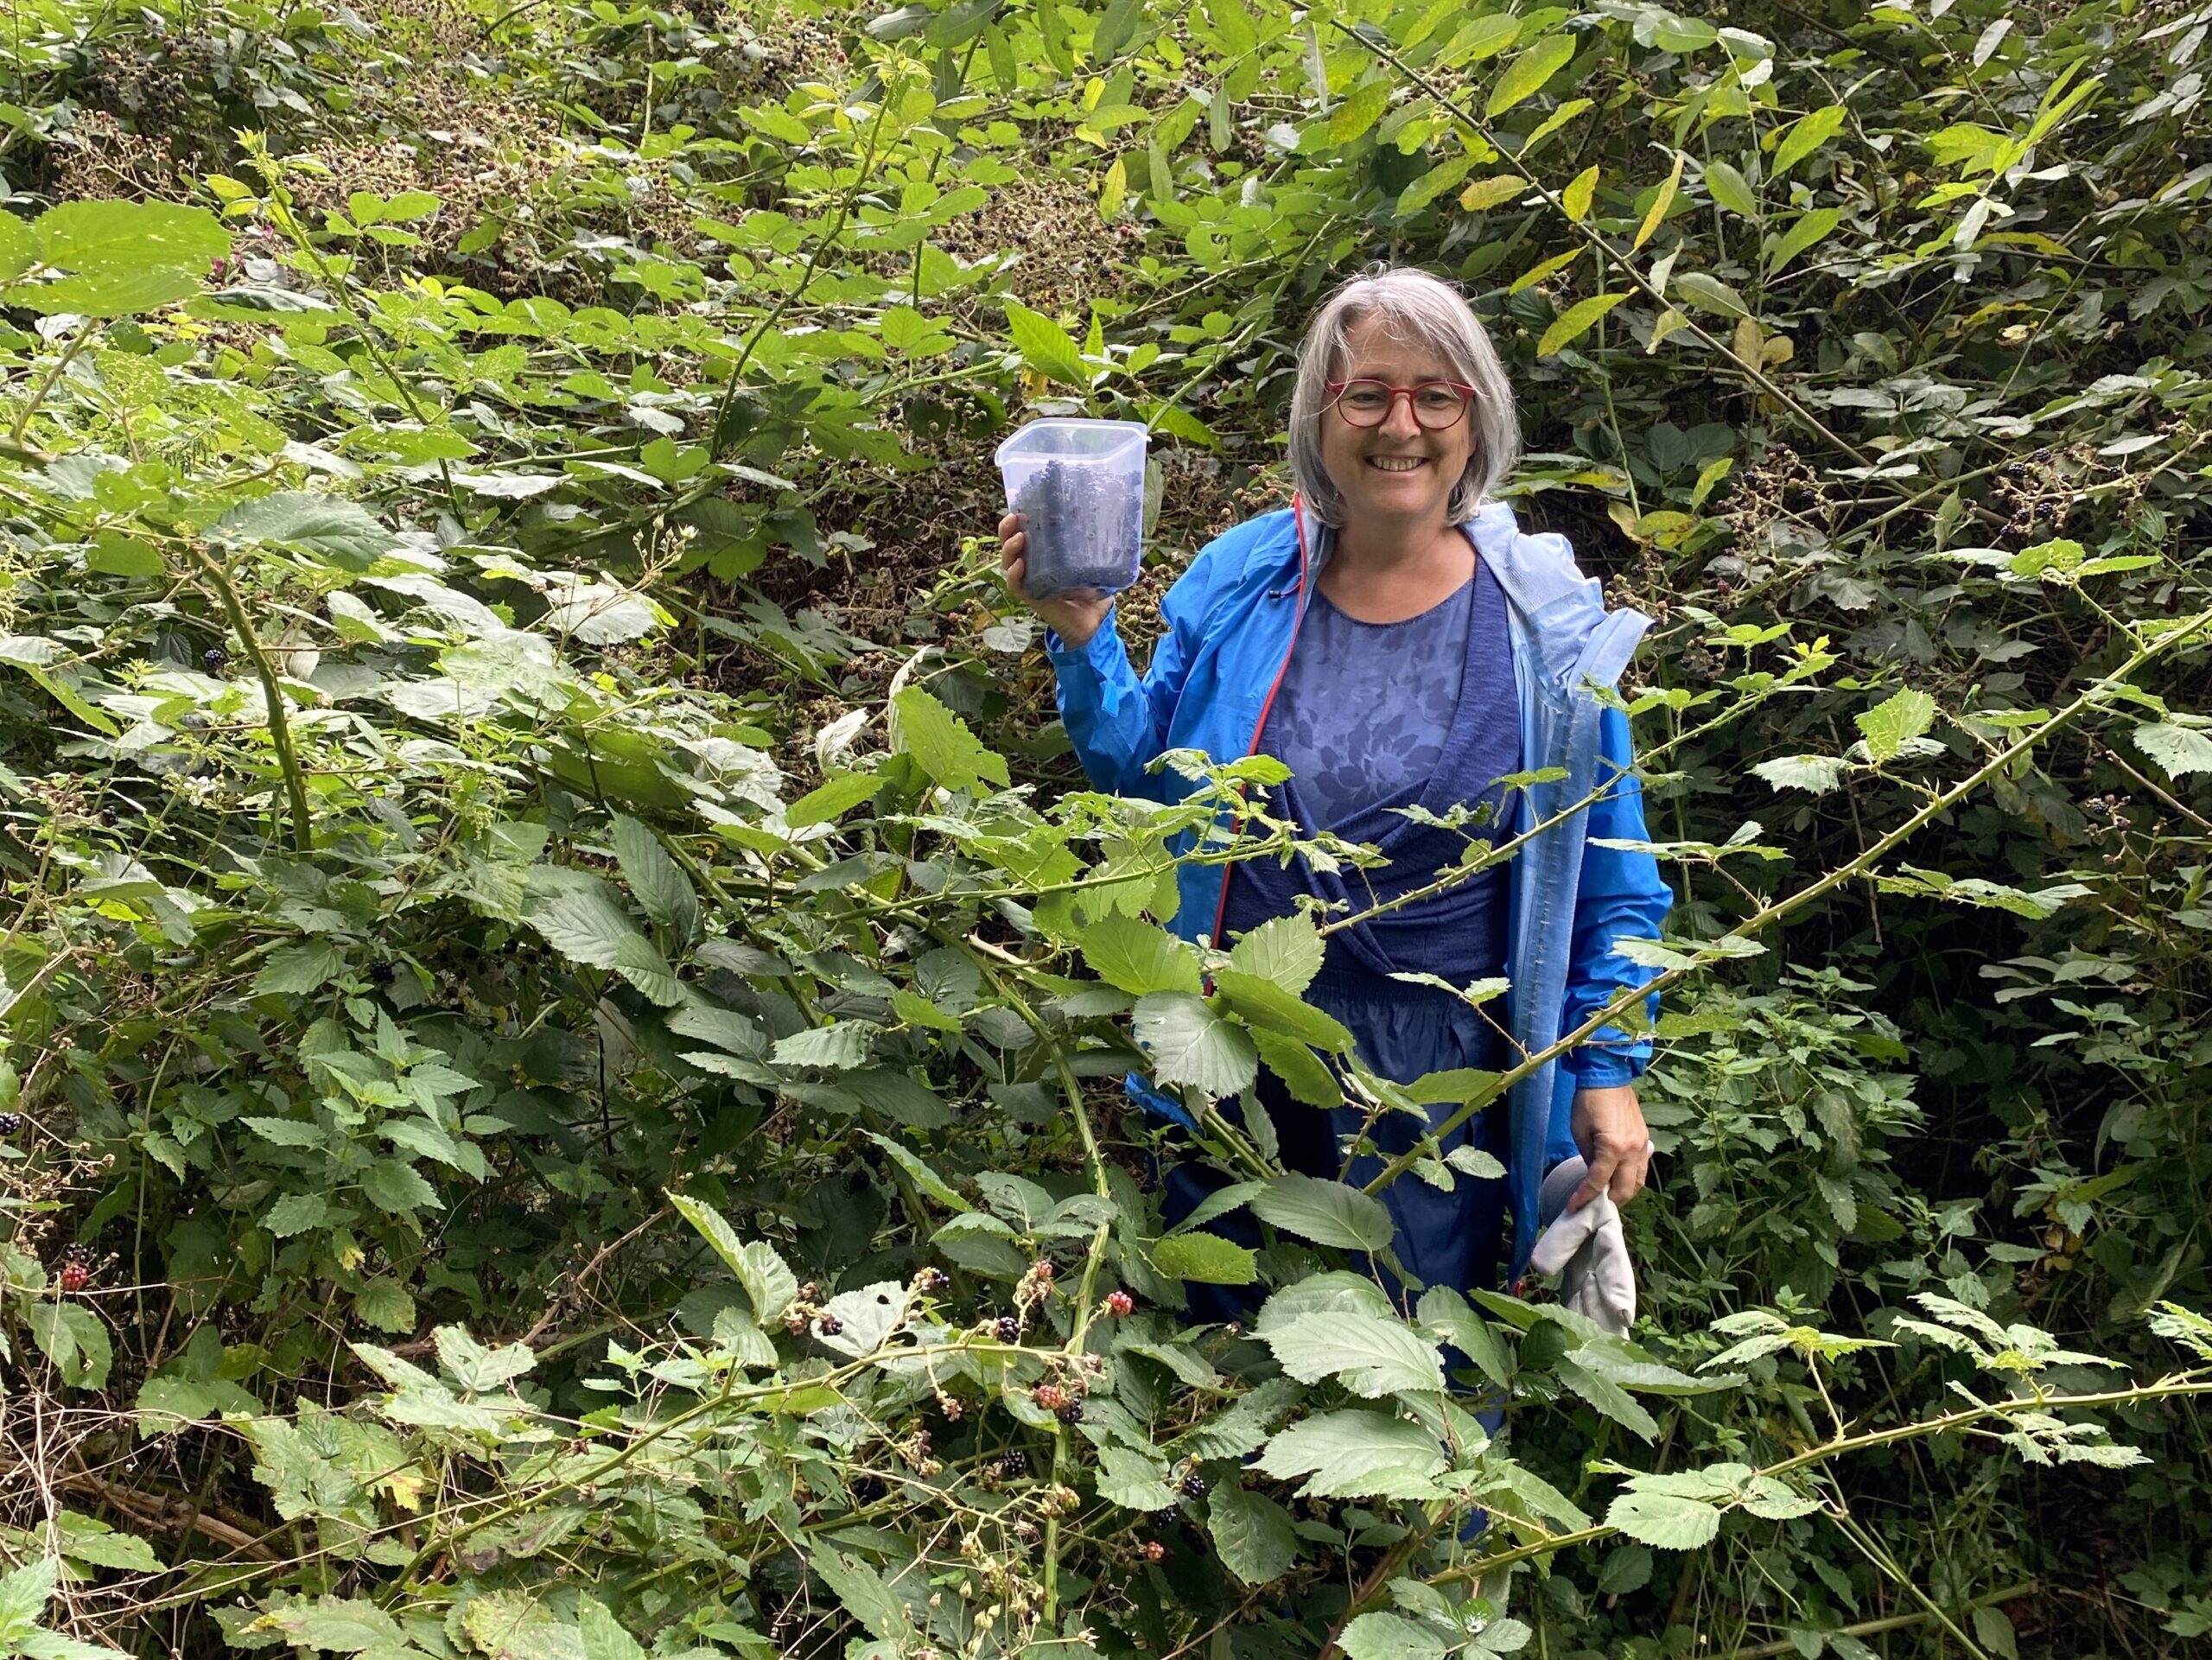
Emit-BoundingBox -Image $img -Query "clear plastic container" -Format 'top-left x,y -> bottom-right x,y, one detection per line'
995,417 -> 1149,600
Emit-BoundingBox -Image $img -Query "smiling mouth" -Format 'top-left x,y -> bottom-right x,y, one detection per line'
1366,456 -> 1427,472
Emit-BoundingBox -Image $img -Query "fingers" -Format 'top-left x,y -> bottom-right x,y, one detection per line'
1567,1150 -> 1615,1214
1610,1138 -> 1651,1206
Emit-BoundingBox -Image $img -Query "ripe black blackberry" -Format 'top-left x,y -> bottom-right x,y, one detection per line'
916,1267 -> 950,1294
369,962 -> 395,985
1179,1472 -> 1208,1499
995,1314 -> 1020,1343
203,647 -> 229,673
0,1112 -> 20,1135
995,1449 -> 1028,1479
61,1243 -> 90,1265
817,1314 -> 843,1337
1053,1401 -> 1084,1425
849,1474 -> 886,1503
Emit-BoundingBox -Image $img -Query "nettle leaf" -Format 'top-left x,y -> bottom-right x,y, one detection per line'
577,1599 -> 646,1660
1205,1483 -> 1300,1586
1263,1311 -> 1445,1397
1855,686 -> 1937,763
893,686 -> 1010,791
1251,1173 -> 1395,1253
213,493 -> 397,571
1079,912 -> 1201,995
1134,991 -> 1258,1097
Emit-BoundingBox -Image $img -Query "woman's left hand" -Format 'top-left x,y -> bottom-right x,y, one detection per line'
1567,1085 -> 1651,1211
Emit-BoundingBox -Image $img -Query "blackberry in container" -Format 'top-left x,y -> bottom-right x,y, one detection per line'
995,417 -> 1149,601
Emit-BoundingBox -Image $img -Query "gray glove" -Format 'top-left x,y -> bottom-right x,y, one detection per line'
1528,1154 -> 1643,1336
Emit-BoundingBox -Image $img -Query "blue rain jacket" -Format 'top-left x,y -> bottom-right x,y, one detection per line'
1045,499 -> 1674,1281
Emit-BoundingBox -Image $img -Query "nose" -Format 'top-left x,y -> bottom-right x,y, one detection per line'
1378,391 -> 1423,438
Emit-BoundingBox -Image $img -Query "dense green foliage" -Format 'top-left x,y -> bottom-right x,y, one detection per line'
5,0 -> 2212,1656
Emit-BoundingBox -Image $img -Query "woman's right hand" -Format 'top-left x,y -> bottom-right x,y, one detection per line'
998,512 -> 1113,649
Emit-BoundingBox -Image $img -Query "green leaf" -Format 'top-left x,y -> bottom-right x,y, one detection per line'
433,1324 -> 536,1391
2134,722 -> 2212,779
1251,1027 -> 1341,1106
578,1599 -> 646,1660
1416,1285 -> 1514,1388
1255,1409 -> 1447,1497
36,200 -> 228,274
1003,301 -> 1093,387
1079,913 -> 1202,995
1671,270 -> 1749,316
612,815 -> 698,942
669,1192 -> 798,1320
1150,1231 -> 1259,1284
785,772 -> 882,829
1134,991 -> 1258,1097
1205,1483 -> 1300,1585
251,940 -> 346,998
893,685 -> 1010,791
1096,1443 -> 1179,1510
1487,35 -> 1577,117
1226,913 -> 1323,995
1764,207 -> 1841,276
265,1193 -> 333,1237
1263,1311 -> 1445,1396
21,269 -> 202,316
522,867 -> 642,970
1339,1612 -> 1452,1660
86,531 -> 162,578
1772,105 -> 1847,177
53,1513 -> 162,1574
0,1560 -> 56,1644
1441,12 -> 1520,66
1538,291 -> 1629,357
1855,686 -> 1936,762
353,1278 -> 415,1334
360,1157 -> 440,1214
1211,969 -> 1352,1051
1751,754 -> 1849,794
263,1596 -> 408,1653
1704,158 -> 1758,219
1328,79 -> 1392,145
1250,1173 -> 1395,1252
213,493 -> 397,570
865,1129 -> 973,1212
810,1547 -> 914,1642
1605,1487 -> 1724,1549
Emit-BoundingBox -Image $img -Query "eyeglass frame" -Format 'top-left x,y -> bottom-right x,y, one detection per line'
1323,377 -> 1481,430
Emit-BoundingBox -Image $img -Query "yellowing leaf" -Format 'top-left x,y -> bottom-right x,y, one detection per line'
1562,164 -> 1599,222
1098,155 -> 1126,219
1329,79 -> 1392,145
1538,291 -> 1628,357
1509,246 -> 1584,294
1487,35 -> 1577,118
1634,151 -> 1686,250
1460,174 -> 1528,212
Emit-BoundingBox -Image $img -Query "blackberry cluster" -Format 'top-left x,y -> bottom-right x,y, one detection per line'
995,1449 -> 1028,1479
1013,459 -> 1144,600
0,1112 -> 20,1135
59,1244 -> 91,1294
1179,1472 -> 1208,1499
995,1314 -> 1021,1343
203,646 -> 229,673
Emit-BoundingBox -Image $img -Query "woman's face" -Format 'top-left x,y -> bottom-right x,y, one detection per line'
1318,314 -> 1474,531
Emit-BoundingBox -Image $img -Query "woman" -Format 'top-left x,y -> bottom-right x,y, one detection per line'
998,266 -> 1671,1306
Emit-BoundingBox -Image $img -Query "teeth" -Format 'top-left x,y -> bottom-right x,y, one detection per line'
1368,458 -> 1423,472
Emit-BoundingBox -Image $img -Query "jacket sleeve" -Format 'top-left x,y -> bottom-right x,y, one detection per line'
1558,703 -> 1674,1086
1043,542 -> 1226,802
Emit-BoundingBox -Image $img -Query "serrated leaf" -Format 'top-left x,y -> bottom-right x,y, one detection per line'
213,493 -> 397,571
1251,1027 -> 1341,1106
265,1193 -> 333,1237
1134,991 -> 1257,1097
1415,1284 -> 1513,1388
251,940 -> 346,998
577,1599 -> 645,1660
1855,686 -> 1936,762
1605,1487 -> 1723,1549
1751,754 -> 1849,794
265,1596 -> 408,1652
1338,1612 -> 1453,1660
434,1324 -> 535,1391
669,1193 -> 798,1320
1264,1311 -> 1444,1396
1079,913 -> 1201,995
1211,969 -> 1352,1050
1096,1443 -> 1179,1510
893,685 -> 1010,791
1250,1173 -> 1395,1252
1205,1482 -> 1299,1585
1255,1410 -> 1446,1497
2133,722 -> 2212,779
53,1513 -> 162,1573
520,867 -> 641,970
1150,1231 -> 1259,1284
1003,301 -> 1093,387
611,815 -> 698,942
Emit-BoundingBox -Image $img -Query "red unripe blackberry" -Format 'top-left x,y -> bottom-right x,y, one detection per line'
1141,1540 -> 1166,1562
1033,1383 -> 1069,1412
1104,1290 -> 1134,1317
59,1262 -> 89,1294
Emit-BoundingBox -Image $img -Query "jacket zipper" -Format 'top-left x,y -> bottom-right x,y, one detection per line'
1207,496 -> 1313,949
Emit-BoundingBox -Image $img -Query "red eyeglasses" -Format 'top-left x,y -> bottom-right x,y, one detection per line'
1325,378 -> 1478,430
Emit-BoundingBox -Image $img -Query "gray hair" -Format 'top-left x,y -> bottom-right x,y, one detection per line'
1287,265 -> 1520,527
